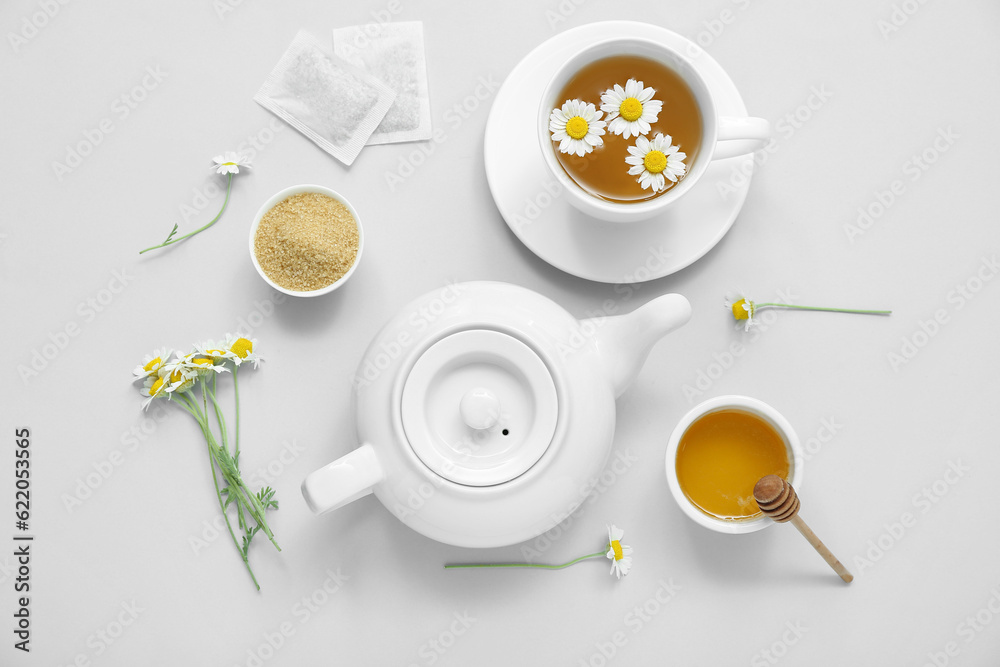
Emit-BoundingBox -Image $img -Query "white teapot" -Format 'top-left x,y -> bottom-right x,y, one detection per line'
301,282 -> 691,548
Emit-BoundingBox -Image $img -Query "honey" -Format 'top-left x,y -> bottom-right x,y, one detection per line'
675,410 -> 791,521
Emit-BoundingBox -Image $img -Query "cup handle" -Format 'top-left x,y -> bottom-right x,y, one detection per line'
712,117 -> 771,160
301,442 -> 385,515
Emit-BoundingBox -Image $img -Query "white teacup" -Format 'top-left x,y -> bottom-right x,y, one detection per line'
538,36 -> 770,223
664,395 -> 804,534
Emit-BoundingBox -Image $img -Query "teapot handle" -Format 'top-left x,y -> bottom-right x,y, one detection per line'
301,443 -> 385,515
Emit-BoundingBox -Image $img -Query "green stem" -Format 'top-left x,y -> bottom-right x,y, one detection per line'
208,376 -> 228,453
233,366 -> 241,464
207,440 -> 259,590
174,393 -> 259,590
756,303 -> 892,316
139,173 -> 233,254
445,551 -> 606,570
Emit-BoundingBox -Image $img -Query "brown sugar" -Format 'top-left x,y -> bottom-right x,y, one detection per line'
253,192 -> 359,291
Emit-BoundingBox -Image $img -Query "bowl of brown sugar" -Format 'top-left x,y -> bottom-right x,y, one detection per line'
249,184 -> 363,297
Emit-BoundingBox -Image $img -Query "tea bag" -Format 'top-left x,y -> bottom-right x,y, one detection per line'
254,30 -> 395,166
332,21 -> 432,145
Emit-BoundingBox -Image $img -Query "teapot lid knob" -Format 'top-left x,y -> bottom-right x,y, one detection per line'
460,387 -> 501,430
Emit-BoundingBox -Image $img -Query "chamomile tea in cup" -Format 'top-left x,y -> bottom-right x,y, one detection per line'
665,396 -> 804,534
538,36 -> 770,223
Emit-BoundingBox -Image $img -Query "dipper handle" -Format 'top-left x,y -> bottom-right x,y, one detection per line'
754,475 -> 854,584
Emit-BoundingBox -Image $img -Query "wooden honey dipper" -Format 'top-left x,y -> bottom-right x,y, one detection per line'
753,475 -> 853,583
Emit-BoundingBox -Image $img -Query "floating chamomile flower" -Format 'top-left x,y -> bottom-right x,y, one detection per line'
625,133 -> 686,194
133,348 -> 172,381
212,151 -> 252,175
601,79 -> 662,140
224,334 -> 262,369
606,524 -> 633,579
549,99 -> 606,157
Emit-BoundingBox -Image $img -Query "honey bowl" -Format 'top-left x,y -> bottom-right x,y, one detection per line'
665,395 -> 804,534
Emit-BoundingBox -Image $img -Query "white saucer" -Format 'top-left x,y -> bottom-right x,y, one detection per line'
484,21 -> 755,284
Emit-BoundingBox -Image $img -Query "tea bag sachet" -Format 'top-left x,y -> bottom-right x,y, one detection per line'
254,30 -> 395,166
332,21 -> 432,145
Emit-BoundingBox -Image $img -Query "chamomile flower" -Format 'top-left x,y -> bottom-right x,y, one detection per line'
606,524 -> 633,579
132,348 -> 172,381
164,366 -> 197,395
725,291 -> 757,332
445,523 -> 633,582
140,374 -> 168,410
625,133 -> 687,194
212,151 -> 251,175
549,99 -> 607,157
725,291 -> 892,332
224,334 -> 262,369
177,351 -> 230,378
601,79 -> 662,140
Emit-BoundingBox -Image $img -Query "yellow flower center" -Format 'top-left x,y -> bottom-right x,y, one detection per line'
169,370 -> 184,383
643,150 -> 667,174
565,116 -> 589,140
230,338 -> 253,359
731,299 -> 750,320
222,162 -> 237,166
143,357 -> 161,372
192,357 -> 213,366
619,97 -> 643,122
611,540 -> 623,561
150,377 -> 165,395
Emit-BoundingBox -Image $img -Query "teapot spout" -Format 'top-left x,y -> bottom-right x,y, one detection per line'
587,293 -> 691,397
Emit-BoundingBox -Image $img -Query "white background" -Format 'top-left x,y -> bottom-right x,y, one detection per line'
2,0 -> 999,665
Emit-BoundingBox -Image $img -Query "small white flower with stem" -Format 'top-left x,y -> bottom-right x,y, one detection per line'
549,99 -> 607,157
444,523 -> 632,580
601,79 -> 662,139
725,291 -> 892,332
139,152 -> 251,255
625,133 -> 686,194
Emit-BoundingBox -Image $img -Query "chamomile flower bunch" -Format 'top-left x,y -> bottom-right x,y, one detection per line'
131,335 -> 278,590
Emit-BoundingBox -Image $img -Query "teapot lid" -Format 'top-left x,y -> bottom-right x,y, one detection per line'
400,329 -> 558,486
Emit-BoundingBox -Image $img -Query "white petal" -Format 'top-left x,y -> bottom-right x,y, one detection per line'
639,87 -> 655,102
627,164 -> 644,175
636,135 -> 650,152
614,83 -> 625,98
625,79 -> 638,98
637,119 -> 650,134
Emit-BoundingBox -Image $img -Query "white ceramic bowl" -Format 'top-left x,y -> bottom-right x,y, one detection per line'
249,184 -> 364,297
664,395 -> 804,534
